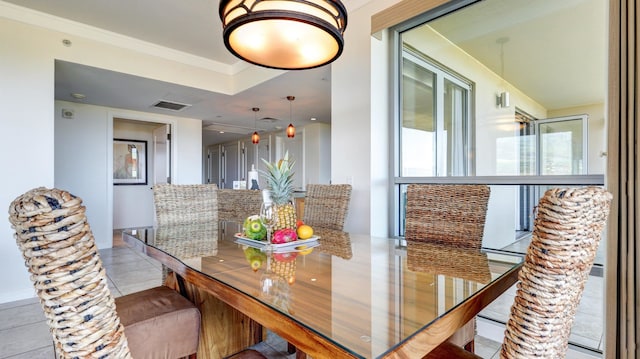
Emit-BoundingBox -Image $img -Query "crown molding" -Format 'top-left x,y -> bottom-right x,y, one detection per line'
0,1 -> 253,76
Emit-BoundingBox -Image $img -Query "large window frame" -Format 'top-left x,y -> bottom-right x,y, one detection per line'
389,4 -> 604,238
388,1 -> 606,355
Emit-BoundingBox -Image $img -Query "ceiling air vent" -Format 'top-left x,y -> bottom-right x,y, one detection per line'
152,100 -> 191,111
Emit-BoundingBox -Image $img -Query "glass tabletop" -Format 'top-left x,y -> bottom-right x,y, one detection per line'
122,221 -> 522,358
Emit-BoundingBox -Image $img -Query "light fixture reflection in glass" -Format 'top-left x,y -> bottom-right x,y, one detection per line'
219,0 -> 348,70
252,107 -> 260,144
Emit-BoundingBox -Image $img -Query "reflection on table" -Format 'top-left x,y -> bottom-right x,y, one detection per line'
123,222 -> 522,358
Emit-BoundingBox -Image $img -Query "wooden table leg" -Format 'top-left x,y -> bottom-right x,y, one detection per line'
166,273 -> 263,359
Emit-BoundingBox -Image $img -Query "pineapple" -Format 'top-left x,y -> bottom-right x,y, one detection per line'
260,151 -> 297,230
270,254 -> 297,285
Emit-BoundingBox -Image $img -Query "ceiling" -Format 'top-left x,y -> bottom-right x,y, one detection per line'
428,0 -> 606,111
4,0 -> 605,145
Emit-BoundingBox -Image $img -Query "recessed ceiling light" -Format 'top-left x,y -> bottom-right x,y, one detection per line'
71,93 -> 86,99
310,117 -> 317,121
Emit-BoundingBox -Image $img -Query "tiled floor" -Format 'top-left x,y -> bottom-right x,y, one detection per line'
0,232 -> 601,359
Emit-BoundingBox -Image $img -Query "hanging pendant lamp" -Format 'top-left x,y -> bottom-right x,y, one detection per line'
286,96 -> 295,138
251,107 -> 260,144
219,0 -> 348,70
286,123 -> 295,138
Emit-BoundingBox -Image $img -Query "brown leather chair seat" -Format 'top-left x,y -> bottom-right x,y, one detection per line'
116,286 -> 200,359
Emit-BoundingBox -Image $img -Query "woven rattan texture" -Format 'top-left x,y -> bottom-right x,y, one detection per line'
153,183 -> 218,226
316,228 -> 353,259
302,184 -> 352,230
8,187 -> 131,358
405,184 -> 490,250
406,241 -> 491,284
218,189 -> 263,222
500,186 -> 612,359
155,223 -> 219,259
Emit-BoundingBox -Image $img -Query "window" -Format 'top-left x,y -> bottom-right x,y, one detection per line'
400,49 -> 473,177
391,0 -> 606,354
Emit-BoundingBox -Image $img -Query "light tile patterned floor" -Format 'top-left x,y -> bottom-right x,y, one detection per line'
0,232 -> 602,358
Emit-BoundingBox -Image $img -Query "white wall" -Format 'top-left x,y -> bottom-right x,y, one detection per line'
0,15 -> 205,303
54,101 -> 202,248
332,0 -> 399,235
55,101 -> 112,249
0,16 -> 56,303
303,122 -> 331,186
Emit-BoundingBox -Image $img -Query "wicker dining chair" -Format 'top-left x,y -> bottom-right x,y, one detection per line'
9,187 -> 266,359
425,186 -> 612,359
217,189 -> 263,222
153,183 -> 219,226
302,184 -> 352,230
153,183 -> 220,281
8,187 -> 201,359
406,241 -> 491,284
316,228 -> 353,260
405,184 -> 490,250
404,184 -> 491,351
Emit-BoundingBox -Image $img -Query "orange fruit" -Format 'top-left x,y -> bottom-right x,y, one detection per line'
297,225 -> 314,240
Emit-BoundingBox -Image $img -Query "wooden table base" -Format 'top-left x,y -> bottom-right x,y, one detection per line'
166,273 -> 264,359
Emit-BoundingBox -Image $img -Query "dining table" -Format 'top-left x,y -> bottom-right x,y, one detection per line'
122,221 -> 523,359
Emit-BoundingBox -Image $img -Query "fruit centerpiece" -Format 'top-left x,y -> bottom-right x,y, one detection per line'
260,151 -> 297,233
243,215 -> 267,240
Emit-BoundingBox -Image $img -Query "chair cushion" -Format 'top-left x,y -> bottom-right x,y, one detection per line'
115,286 -> 200,359
426,341 -> 481,359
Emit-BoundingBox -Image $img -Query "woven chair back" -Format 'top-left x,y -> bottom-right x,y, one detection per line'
155,222 -> 219,258
316,228 -> 353,259
500,186 -> 611,358
406,241 -> 491,284
153,183 -> 218,226
8,187 -> 132,358
302,184 -> 352,230
405,184 -> 490,250
217,189 -> 263,222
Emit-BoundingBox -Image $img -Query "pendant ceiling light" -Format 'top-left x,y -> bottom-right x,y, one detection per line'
251,107 -> 260,144
219,0 -> 348,70
286,96 -> 296,138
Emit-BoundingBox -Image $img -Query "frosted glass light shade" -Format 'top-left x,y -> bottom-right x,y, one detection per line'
220,0 -> 348,70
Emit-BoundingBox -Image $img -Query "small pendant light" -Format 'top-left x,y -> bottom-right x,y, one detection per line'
286,96 -> 295,138
287,123 -> 296,138
251,107 -> 260,144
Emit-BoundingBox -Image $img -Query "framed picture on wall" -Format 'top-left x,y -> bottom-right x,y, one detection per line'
113,139 -> 147,185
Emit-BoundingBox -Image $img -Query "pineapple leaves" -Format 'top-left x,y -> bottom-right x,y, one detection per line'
258,151 -> 295,205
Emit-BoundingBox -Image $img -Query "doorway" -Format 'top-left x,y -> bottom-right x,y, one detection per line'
516,114 -> 588,233
112,118 -> 172,230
